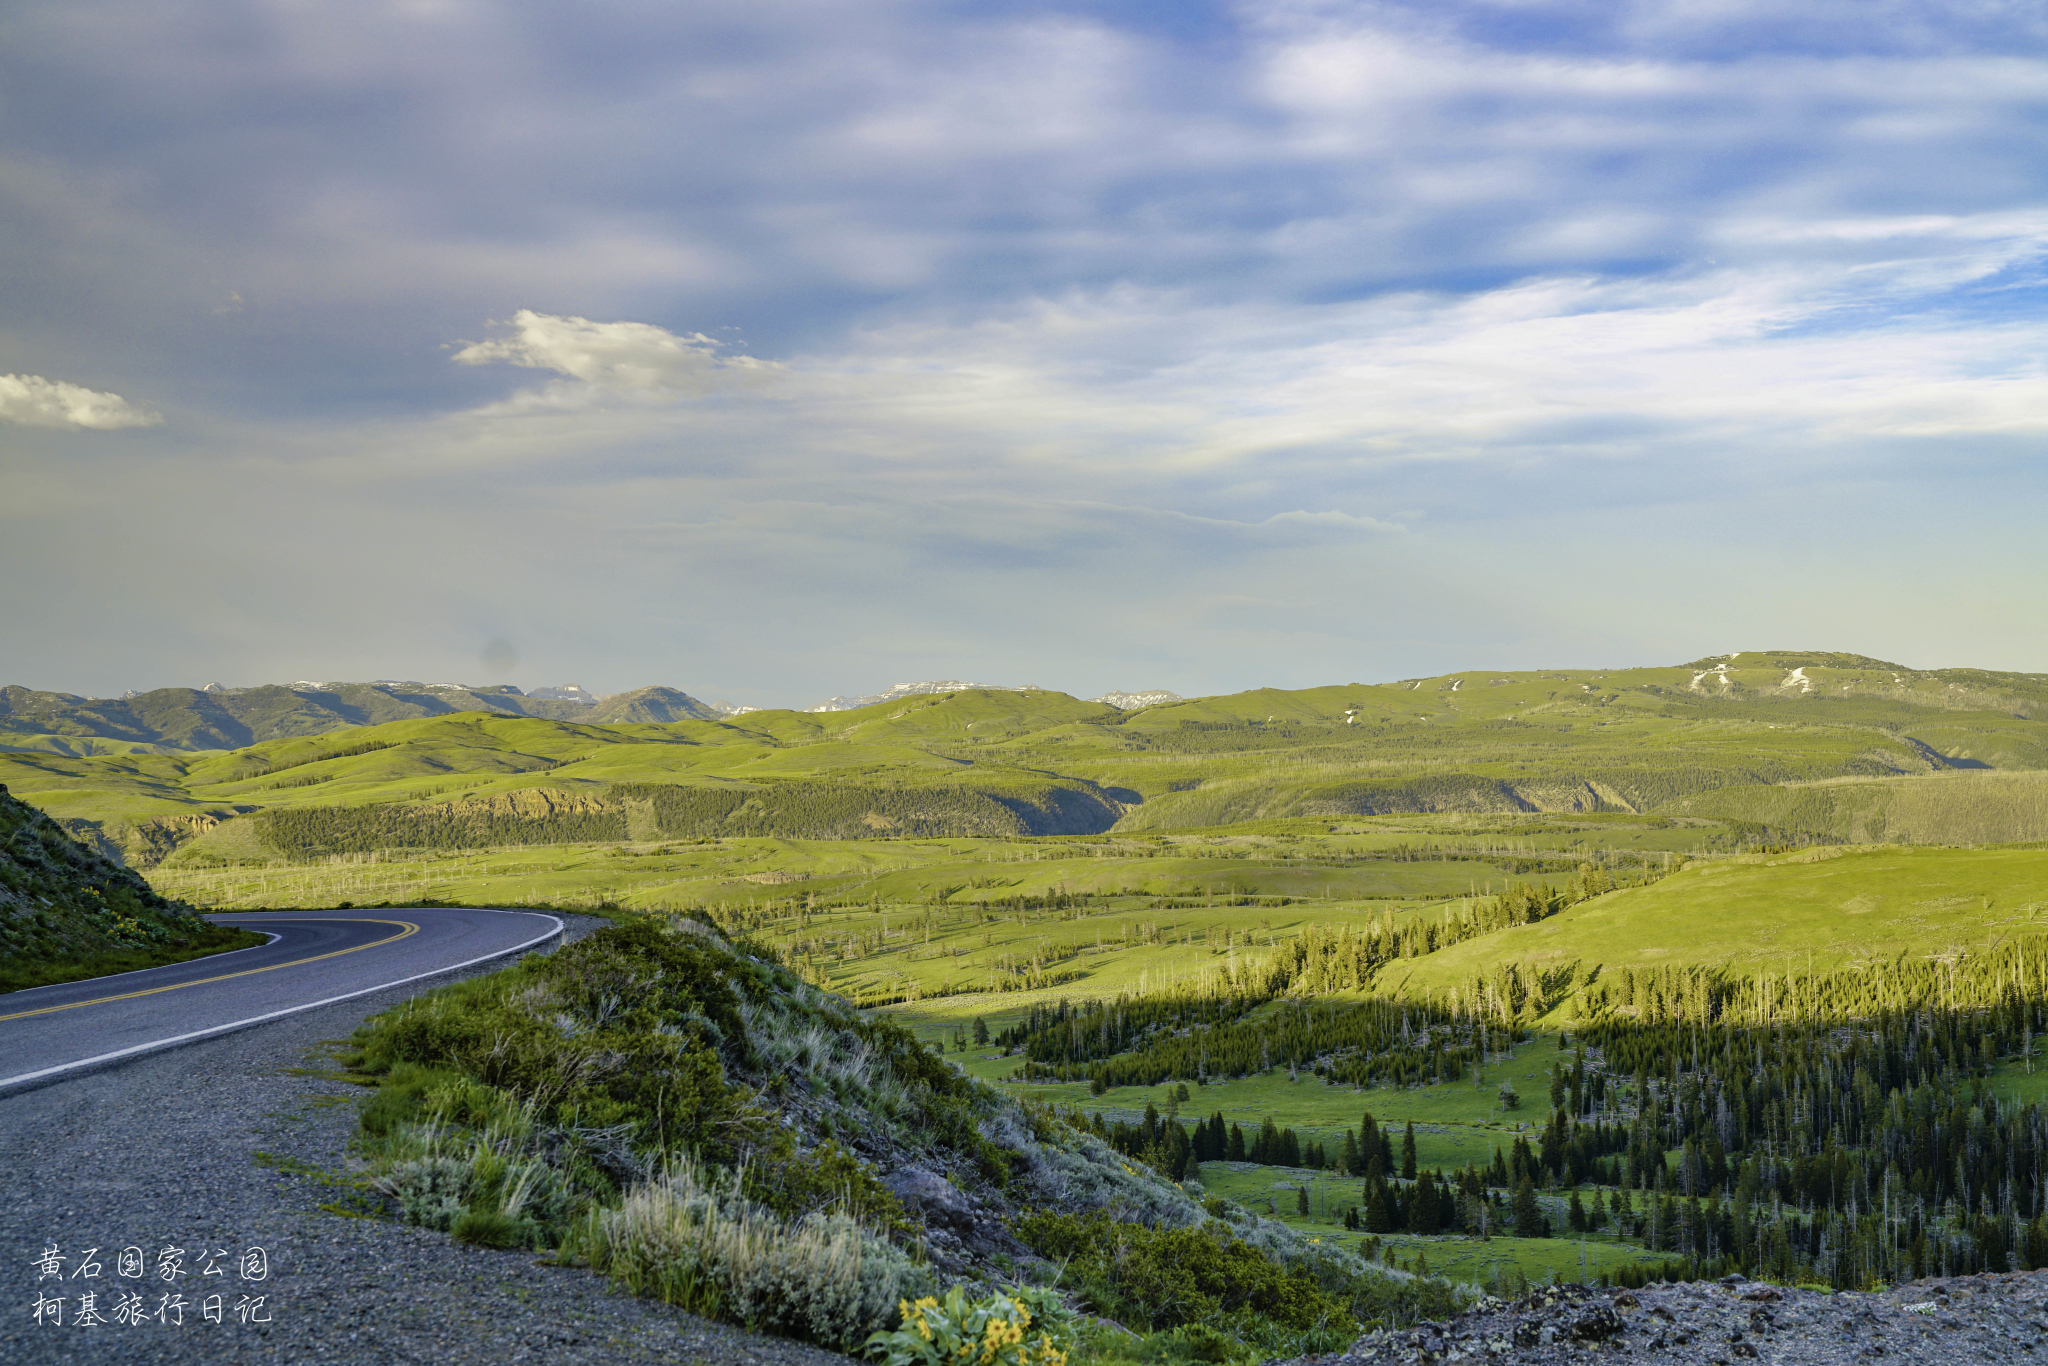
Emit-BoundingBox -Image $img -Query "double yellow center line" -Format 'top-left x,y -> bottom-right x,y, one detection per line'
0,917 -> 419,1022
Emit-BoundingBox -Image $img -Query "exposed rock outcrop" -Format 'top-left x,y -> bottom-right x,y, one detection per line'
1280,1271 -> 2048,1366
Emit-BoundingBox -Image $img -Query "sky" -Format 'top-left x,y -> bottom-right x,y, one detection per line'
3,0 -> 2046,709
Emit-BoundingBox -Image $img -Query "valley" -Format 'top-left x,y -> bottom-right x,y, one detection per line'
8,648 -> 2048,1362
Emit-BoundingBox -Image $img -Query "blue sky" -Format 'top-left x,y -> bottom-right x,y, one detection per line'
3,0 -> 2045,707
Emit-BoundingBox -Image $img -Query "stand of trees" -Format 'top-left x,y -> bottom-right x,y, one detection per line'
1025,930 -> 2048,1290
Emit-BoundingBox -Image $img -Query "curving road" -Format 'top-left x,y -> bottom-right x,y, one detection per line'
0,907 -> 562,1093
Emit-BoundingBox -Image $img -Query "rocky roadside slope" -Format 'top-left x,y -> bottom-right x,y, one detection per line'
1282,1271 -> 2048,1364
2,912 -> 861,1366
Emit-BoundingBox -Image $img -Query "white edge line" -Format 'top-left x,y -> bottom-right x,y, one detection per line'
0,912 -> 565,1094
0,924 -> 286,998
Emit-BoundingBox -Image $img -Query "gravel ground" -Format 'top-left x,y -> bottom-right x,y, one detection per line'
1,913 -> 857,1366
1289,1271 -> 2048,1364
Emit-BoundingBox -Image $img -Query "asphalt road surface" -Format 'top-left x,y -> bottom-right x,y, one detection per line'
0,908 -> 562,1093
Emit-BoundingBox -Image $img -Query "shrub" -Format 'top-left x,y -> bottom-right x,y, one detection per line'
570,1154 -> 932,1350
865,1284 -> 1076,1366
382,1157 -> 468,1231
1015,1211 -> 1352,1334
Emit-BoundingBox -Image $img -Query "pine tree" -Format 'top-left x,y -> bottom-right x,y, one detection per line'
1365,1181 -> 1392,1234
1568,1190 -> 1587,1233
1297,1185 -> 1310,1216
1165,1122 -> 1191,1180
1402,1122 -> 1418,1180
1409,1176 -> 1439,1234
1228,1122 -> 1247,1162
1514,1175 -> 1544,1238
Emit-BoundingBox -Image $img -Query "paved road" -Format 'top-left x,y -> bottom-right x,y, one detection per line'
0,908 -> 562,1093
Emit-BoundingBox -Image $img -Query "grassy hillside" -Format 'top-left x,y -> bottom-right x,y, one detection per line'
1380,843 -> 2048,999
0,783 -> 260,991
1666,769 -> 2048,845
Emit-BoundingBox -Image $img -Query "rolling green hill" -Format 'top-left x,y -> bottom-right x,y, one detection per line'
6,652 -> 2048,868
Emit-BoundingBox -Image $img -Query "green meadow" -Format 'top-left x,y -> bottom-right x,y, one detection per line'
1388,843 -> 2048,1009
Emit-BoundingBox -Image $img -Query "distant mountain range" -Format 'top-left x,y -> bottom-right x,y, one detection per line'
0,680 -> 723,755
0,677 -> 1186,755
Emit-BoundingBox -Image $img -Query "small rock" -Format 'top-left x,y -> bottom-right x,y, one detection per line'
1569,1306 -> 1624,1343
881,1166 -> 975,1233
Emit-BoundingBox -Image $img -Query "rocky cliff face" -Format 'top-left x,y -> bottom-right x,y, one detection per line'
1093,689 -> 1182,709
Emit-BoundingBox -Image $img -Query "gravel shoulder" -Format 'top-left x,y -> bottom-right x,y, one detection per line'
1,913 -> 857,1366
1289,1271 -> 2048,1365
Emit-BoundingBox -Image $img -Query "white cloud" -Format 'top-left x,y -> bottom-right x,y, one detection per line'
451,310 -> 779,398
0,374 -> 160,430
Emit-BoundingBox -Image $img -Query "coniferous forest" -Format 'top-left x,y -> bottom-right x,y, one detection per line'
999,933 -> 2048,1290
